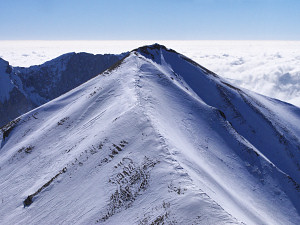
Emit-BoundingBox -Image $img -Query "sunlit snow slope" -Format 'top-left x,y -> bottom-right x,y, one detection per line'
1,44 -> 300,225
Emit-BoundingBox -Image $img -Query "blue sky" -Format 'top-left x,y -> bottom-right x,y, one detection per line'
0,0 -> 299,40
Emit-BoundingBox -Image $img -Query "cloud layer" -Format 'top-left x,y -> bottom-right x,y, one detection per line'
0,41 -> 299,107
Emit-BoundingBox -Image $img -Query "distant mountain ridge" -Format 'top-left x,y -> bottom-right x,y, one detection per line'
0,52 -> 126,127
1,44 -> 300,224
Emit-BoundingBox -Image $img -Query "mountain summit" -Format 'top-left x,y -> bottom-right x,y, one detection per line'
1,44 -> 300,224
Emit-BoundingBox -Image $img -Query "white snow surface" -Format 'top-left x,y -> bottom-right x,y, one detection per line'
0,44 -> 300,225
0,40 -> 300,107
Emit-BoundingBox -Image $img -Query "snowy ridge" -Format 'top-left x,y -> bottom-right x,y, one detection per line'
1,40 -> 300,107
0,44 -> 300,224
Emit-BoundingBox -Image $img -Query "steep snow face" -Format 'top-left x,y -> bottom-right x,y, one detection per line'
0,58 -> 14,103
15,52 -> 127,106
0,45 -> 300,225
0,58 -> 33,127
0,53 -> 125,127
137,44 -> 300,184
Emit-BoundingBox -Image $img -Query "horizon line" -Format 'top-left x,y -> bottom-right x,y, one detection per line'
1,40 -> 300,42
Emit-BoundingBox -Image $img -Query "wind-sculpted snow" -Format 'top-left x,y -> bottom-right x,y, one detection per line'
0,44 -> 300,224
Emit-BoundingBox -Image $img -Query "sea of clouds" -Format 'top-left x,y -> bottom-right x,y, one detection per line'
0,41 -> 299,107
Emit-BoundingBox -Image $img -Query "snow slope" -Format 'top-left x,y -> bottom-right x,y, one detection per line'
0,44 -> 300,225
0,52 -> 125,127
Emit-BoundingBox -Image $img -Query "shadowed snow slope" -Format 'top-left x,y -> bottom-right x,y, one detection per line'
1,44 -> 300,225
0,52 -> 125,127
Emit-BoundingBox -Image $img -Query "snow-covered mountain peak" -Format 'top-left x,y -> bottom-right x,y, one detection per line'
1,45 -> 300,224
133,43 -> 181,64
132,43 -> 218,78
